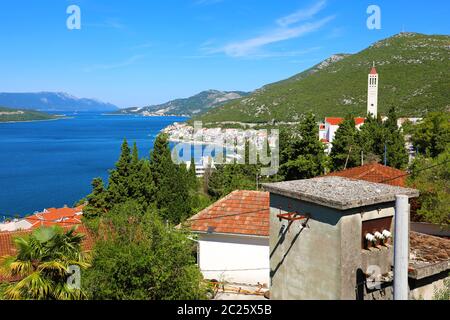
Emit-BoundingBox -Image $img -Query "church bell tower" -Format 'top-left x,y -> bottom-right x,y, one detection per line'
367,63 -> 378,117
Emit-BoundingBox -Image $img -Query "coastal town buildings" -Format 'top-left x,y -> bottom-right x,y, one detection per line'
0,205 -> 85,232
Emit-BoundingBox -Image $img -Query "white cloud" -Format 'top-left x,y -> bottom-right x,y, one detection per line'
276,0 -> 327,27
206,1 -> 333,58
214,16 -> 333,57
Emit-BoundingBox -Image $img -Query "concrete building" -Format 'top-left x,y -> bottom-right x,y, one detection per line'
185,190 -> 270,286
263,176 -> 449,300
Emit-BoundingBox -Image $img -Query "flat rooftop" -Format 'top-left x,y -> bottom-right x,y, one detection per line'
262,176 -> 419,210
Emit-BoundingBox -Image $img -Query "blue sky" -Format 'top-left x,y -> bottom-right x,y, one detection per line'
0,0 -> 448,108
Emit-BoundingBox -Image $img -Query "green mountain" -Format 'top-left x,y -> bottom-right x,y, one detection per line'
0,106 -> 59,122
116,90 -> 249,116
196,33 -> 450,124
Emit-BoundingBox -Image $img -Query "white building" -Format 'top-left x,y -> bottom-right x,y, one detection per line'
367,65 -> 379,117
186,190 -> 270,286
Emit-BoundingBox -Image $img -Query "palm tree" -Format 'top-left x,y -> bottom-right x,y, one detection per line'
0,226 -> 91,300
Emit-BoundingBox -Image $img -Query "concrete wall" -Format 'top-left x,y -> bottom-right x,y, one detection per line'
269,193 -> 397,300
270,194 -> 342,300
410,272 -> 450,300
197,233 -> 270,286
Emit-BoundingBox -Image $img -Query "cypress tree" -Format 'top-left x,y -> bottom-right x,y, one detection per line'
280,113 -> 327,180
84,177 -> 108,218
358,114 -> 384,164
150,134 -> 192,224
188,156 -> 198,190
383,107 -> 408,169
330,115 -> 361,171
107,139 -> 132,205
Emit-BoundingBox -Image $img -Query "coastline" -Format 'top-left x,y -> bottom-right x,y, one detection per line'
0,116 -> 70,124
103,113 -> 189,117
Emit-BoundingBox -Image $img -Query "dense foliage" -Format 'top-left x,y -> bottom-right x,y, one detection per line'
411,112 -> 450,158
279,113 -> 327,180
406,112 -> 450,226
82,201 -> 206,300
408,149 -> 449,226
331,108 -> 408,171
0,226 -> 90,300
85,135 -> 197,224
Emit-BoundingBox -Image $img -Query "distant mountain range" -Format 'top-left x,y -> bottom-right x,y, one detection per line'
196,32 -> 450,123
115,90 -> 249,117
0,92 -> 119,112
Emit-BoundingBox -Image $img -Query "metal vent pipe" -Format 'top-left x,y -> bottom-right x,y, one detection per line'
394,195 -> 409,300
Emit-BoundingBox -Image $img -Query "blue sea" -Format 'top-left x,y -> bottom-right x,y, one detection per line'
0,113 -> 187,217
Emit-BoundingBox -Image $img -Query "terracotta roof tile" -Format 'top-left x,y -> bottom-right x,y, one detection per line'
186,190 -> 269,237
326,163 -> 407,187
325,117 -> 365,126
410,232 -> 450,264
0,224 -> 94,259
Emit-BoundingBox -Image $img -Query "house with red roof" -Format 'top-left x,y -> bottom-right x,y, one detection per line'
326,162 -> 407,187
186,190 -> 270,286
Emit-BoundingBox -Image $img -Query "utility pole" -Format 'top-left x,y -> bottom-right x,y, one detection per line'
256,173 -> 259,191
344,146 -> 353,170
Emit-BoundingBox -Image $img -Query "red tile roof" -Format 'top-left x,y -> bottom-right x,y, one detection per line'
325,117 -> 365,126
410,232 -> 450,264
326,163 -> 407,187
25,206 -> 84,229
186,190 -> 269,237
325,117 -> 344,126
370,67 -> 378,75
354,117 -> 365,126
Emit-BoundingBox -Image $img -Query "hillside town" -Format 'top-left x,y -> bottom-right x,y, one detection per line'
1,65 -> 448,301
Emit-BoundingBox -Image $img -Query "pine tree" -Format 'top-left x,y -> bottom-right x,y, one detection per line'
330,115 -> 361,171
280,113 -> 327,180
383,107 -> 409,169
84,177 -> 108,218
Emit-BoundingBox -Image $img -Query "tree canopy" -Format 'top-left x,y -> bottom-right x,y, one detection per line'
82,201 -> 206,300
